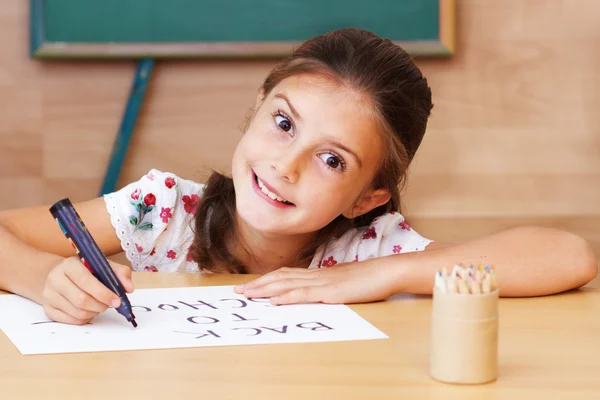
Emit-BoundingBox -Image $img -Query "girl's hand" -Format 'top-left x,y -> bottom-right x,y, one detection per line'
234,261 -> 396,305
41,256 -> 134,325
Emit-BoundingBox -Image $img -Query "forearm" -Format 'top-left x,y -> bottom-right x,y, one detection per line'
380,226 -> 598,297
0,224 -> 62,303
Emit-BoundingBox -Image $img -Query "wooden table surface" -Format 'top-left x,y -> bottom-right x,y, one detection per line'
1,272 -> 599,399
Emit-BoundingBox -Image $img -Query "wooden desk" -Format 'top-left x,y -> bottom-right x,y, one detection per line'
1,272 -> 599,399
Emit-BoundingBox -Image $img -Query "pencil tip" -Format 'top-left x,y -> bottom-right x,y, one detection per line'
131,320 -> 138,328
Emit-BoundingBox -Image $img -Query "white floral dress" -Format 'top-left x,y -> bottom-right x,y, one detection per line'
104,169 -> 433,273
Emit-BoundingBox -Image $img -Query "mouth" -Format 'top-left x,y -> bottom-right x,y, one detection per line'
252,171 -> 295,207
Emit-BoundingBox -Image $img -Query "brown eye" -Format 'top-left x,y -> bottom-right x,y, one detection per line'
318,153 -> 345,171
326,156 -> 339,169
275,115 -> 292,132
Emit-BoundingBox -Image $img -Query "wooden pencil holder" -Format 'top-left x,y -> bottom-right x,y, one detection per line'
429,286 -> 499,384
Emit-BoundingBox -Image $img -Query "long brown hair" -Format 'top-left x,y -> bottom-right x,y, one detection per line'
192,28 -> 433,273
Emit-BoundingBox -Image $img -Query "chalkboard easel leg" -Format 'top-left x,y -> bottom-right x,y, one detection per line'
99,58 -> 154,196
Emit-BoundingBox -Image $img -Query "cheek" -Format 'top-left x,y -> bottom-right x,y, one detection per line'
307,178 -> 355,209
233,133 -> 261,161
239,122 -> 276,151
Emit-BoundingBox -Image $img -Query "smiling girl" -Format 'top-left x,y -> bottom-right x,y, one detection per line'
0,28 -> 596,324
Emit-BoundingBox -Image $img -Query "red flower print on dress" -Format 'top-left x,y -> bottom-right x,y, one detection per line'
160,207 -> 172,223
361,227 -> 377,240
167,250 -> 177,260
150,247 -> 156,256
320,256 -> 338,268
182,194 -> 201,214
389,211 -> 396,215
130,188 -> 141,200
165,177 -> 176,189
135,243 -> 143,253
393,245 -> 402,254
398,221 -> 411,231
353,254 -> 359,262
143,193 -> 156,206
147,172 -> 155,180
144,266 -> 158,272
129,191 -> 154,231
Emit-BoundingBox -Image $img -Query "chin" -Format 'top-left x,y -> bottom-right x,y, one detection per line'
236,205 -> 285,234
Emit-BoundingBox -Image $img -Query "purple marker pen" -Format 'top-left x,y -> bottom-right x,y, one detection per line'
49,198 -> 137,328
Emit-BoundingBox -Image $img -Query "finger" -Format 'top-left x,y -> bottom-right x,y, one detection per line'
63,261 -> 120,307
62,275 -> 116,312
43,304 -> 92,326
270,286 -> 330,305
110,262 -> 134,293
244,278 -> 324,299
50,269 -> 113,312
235,267 -> 316,293
46,290 -> 103,320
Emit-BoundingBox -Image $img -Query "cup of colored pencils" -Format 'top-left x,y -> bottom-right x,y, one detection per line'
429,264 -> 499,385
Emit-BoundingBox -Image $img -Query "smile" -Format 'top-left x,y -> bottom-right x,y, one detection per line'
252,171 -> 295,207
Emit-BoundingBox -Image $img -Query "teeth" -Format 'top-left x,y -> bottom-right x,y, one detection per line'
256,177 -> 290,204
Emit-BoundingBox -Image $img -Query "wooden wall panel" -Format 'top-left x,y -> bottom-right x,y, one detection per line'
0,0 -> 598,258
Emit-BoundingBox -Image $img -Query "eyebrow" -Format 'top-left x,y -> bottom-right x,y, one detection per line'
328,139 -> 363,168
274,93 -> 302,123
274,92 -> 363,168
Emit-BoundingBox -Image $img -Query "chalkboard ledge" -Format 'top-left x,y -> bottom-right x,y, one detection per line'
32,39 -> 453,60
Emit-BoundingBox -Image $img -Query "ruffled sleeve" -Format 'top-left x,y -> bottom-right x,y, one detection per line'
103,169 -> 204,273
308,211 -> 433,269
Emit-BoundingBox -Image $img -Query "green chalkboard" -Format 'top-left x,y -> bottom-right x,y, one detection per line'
30,0 -> 455,59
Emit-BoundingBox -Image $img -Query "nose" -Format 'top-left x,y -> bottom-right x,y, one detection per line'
271,152 -> 301,184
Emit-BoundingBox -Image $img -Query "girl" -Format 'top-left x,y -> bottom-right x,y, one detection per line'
0,28 -> 596,325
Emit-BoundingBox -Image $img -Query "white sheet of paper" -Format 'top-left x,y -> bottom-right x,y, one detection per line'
0,286 -> 388,355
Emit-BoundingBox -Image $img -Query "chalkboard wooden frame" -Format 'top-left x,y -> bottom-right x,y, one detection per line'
29,0 -> 455,194
30,0 -> 455,59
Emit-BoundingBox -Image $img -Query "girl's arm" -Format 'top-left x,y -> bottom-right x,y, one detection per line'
236,226 -> 598,304
0,198 -> 132,325
0,197 -> 123,259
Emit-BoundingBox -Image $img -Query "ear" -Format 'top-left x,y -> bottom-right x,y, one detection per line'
342,188 -> 391,219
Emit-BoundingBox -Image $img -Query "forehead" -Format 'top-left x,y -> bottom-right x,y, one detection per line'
268,74 -> 383,168
270,73 -> 368,114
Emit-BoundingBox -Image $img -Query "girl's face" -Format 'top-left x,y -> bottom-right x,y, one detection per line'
231,74 -> 390,236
